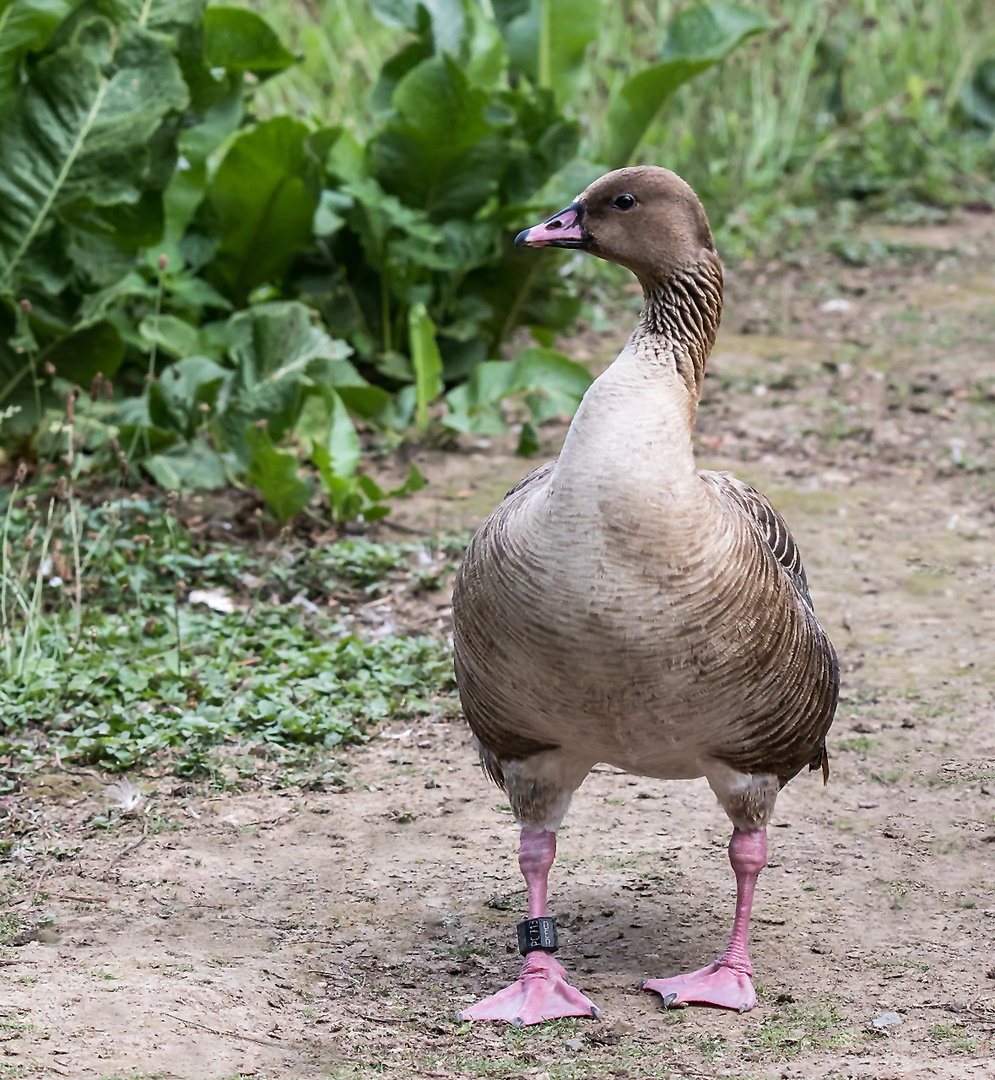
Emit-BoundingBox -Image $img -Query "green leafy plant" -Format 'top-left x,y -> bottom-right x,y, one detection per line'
1,0 -> 771,523
601,1 -> 773,169
0,485 -> 456,772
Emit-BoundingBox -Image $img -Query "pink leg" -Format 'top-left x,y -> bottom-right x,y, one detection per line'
458,830 -> 600,1026
643,828 -> 767,1013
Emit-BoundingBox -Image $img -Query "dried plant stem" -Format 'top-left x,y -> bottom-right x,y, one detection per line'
125,264 -> 166,471
0,478 -> 21,669
17,497 -> 56,678
65,394 -> 83,637
27,348 -> 41,427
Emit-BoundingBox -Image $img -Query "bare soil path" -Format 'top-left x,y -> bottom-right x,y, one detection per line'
3,213 -> 995,1079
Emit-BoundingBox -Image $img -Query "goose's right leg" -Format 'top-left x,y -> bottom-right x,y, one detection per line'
457,829 -> 599,1026
458,753 -> 599,1026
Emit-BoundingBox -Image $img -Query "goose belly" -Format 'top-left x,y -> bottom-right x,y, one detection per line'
453,520 -> 832,781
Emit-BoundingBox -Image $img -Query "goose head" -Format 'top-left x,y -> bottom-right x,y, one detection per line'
516,166 -> 722,395
516,166 -> 717,289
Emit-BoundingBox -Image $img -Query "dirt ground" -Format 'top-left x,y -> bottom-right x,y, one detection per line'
4,212 -> 995,1080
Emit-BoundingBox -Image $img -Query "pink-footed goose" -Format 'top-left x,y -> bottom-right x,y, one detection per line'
451,166 -> 838,1025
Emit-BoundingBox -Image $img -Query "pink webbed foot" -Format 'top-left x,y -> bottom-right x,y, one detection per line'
642,960 -> 756,1013
458,950 -> 600,1027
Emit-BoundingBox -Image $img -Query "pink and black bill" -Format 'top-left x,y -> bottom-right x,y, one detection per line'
515,202 -> 593,249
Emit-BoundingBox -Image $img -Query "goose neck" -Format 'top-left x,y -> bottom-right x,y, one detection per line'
631,257 -> 723,399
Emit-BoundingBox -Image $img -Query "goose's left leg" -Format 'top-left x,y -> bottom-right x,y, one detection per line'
642,766 -> 777,1013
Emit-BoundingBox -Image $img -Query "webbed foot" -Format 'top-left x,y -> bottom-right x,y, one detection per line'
459,951 -> 600,1026
642,960 -> 756,1013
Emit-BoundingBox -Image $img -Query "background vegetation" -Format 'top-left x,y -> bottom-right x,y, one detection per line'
4,0 -> 992,517
1,0 -> 993,777
254,0 -> 995,245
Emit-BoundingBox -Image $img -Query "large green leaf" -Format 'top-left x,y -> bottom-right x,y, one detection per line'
41,319 -> 126,385
0,0 -> 81,104
98,0 -> 205,36
443,359 -> 517,435
370,0 -> 465,56
316,388 -> 361,480
443,346 -> 590,437
143,438 -> 229,490
602,1 -> 773,169
148,354 -> 227,438
77,269 -> 158,325
510,346 -> 592,398
512,346 -> 592,422
227,300 -> 351,384
245,425 -> 313,524
372,55 -> 504,219
59,188 -> 166,290
0,317 -> 124,424
219,301 -> 351,461
493,0 -> 600,105
203,6 -> 296,77
204,118 -> 320,304
139,314 -> 201,359
0,17 -> 188,296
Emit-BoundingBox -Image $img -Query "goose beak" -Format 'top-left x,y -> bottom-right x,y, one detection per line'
515,202 -> 592,249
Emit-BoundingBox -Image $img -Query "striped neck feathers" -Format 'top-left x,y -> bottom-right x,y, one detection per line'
631,254 -> 723,399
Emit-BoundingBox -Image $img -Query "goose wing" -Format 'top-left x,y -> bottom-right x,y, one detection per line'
700,471 -> 812,606
453,461 -> 560,784
700,470 -> 836,782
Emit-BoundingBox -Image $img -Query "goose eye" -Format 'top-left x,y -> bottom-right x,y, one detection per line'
612,193 -> 636,211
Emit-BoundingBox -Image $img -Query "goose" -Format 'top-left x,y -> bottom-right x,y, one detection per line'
451,166 -> 838,1026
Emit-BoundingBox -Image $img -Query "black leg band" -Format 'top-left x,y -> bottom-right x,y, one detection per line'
517,916 -> 558,955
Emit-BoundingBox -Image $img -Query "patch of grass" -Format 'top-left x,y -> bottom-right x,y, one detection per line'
743,999 -> 856,1062
0,1012 -> 29,1032
97,1074 -> 169,1080
599,855 -> 642,869
835,736 -> 876,753
0,913 -> 25,945
930,1022 -> 975,1054
449,943 -> 491,960
694,1032 -> 728,1061
331,1020 -> 775,1080
875,955 -> 929,972
1,492 -> 459,776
